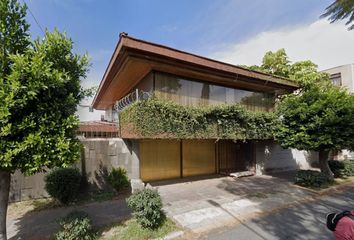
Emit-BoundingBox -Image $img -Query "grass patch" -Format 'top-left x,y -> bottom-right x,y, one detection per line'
295,175 -> 354,191
8,190 -> 126,218
98,217 -> 178,240
8,198 -> 59,217
78,191 -> 120,203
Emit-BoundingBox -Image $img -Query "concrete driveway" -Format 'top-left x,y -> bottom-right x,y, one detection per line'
152,173 -> 315,234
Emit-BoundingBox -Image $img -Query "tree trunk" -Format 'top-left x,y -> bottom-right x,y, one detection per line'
0,170 -> 10,240
319,150 -> 334,181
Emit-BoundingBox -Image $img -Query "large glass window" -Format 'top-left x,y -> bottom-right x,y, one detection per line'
136,72 -> 153,93
154,72 -> 275,112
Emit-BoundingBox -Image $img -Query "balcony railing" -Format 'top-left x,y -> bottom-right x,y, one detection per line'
114,89 -> 152,112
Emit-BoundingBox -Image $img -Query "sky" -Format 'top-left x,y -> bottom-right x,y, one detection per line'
23,0 -> 354,120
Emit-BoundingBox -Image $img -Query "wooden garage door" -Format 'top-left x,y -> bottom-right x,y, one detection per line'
182,140 -> 216,177
140,140 -> 181,182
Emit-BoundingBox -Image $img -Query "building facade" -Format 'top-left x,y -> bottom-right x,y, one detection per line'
322,63 -> 354,93
92,33 -> 318,186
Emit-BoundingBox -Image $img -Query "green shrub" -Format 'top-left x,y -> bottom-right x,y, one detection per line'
107,167 -> 130,192
126,188 -> 163,229
45,168 -> 82,205
329,160 -> 354,178
55,211 -> 96,240
295,170 -> 331,188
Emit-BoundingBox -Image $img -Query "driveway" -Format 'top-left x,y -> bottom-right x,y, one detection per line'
205,184 -> 354,240
152,173 -> 316,234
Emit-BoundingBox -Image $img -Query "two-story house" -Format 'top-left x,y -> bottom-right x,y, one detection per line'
92,33 -> 318,186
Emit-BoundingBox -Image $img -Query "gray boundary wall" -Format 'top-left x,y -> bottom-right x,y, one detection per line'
9,138 -> 139,202
255,140 -> 319,175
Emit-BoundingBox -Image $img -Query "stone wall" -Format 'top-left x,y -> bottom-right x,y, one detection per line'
9,138 -> 139,202
255,140 -> 319,175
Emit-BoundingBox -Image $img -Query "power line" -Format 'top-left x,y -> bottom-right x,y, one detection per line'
22,0 -> 45,35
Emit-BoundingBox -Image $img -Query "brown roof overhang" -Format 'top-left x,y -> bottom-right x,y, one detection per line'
78,121 -> 118,133
92,33 -> 298,110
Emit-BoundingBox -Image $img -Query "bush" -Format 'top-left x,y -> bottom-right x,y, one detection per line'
295,170 -> 331,188
329,160 -> 354,178
107,167 -> 130,192
126,188 -> 163,229
55,211 -> 96,240
45,168 -> 82,205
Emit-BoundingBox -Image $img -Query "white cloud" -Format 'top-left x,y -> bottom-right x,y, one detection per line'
211,20 -> 354,70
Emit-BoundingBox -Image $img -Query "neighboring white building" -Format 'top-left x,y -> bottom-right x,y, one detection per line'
322,63 -> 354,160
322,63 -> 354,93
76,96 -> 105,122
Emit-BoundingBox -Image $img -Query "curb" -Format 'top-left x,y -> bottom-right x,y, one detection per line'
292,180 -> 354,196
155,230 -> 184,240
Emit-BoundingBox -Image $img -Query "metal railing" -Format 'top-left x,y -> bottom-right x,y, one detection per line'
114,89 -> 152,112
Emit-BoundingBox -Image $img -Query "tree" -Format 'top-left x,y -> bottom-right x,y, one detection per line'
0,1 -> 89,239
249,49 -> 354,180
322,0 -> 354,30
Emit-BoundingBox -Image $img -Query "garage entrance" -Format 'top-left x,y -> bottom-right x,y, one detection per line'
140,140 -> 181,182
182,140 -> 216,177
140,139 -> 254,182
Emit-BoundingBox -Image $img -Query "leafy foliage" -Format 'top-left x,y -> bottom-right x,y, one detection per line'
126,189 -> 163,229
275,81 -> 354,152
55,211 -> 96,240
328,160 -> 354,178
0,0 -> 30,78
322,0 -> 354,30
107,167 -> 130,192
295,170 -> 331,188
0,29 -> 89,174
247,49 -> 291,78
44,168 -> 82,205
247,49 -> 354,179
120,97 -> 277,140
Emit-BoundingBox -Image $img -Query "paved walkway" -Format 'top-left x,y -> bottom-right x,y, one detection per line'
7,197 -> 131,240
204,184 -> 354,240
153,174 -> 316,234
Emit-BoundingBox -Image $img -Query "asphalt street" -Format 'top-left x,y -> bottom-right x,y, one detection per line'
204,185 -> 354,240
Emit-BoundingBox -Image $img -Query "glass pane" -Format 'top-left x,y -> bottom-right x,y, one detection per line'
137,72 -> 153,93
154,72 -> 275,111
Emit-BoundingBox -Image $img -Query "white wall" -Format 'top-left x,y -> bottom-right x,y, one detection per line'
255,140 -> 318,175
76,105 -> 105,121
323,63 -> 354,93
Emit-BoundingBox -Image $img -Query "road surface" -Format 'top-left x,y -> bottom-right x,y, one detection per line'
205,185 -> 354,240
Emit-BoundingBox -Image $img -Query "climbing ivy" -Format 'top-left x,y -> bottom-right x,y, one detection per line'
119,98 -> 277,140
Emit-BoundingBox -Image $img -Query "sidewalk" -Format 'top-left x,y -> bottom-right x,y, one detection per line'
7,197 -> 131,240
154,174 -> 318,234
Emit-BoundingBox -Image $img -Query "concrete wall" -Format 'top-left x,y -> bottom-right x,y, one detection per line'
9,171 -> 49,202
9,138 -> 139,202
255,140 -> 319,175
79,138 -> 137,191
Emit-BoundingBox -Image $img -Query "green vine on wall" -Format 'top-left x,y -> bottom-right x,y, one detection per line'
119,97 -> 278,140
